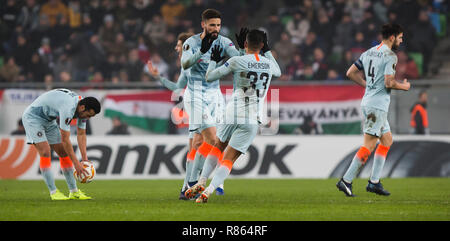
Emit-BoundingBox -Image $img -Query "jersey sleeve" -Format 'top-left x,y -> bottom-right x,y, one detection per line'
206,57 -> 237,82
77,119 -> 87,129
181,37 -> 203,70
222,37 -> 240,57
354,51 -> 366,70
384,52 -> 398,76
264,51 -> 281,78
59,108 -> 73,132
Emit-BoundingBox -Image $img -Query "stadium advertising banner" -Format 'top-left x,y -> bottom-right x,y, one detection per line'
103,85 -> 365,134
1,135 -> 449,180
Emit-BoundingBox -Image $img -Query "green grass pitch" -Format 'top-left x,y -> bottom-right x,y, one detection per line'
0,178 -> 449,221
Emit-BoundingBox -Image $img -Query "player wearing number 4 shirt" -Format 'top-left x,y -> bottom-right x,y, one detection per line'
184,29 -> 281,203
22,89 -> 101,200
336,23 -> 411,197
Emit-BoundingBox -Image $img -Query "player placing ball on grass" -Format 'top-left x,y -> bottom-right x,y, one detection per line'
22,88 -> 101,200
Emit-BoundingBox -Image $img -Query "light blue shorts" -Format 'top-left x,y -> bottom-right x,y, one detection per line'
217,124 -> 258,154
22,112 -> 61,145
183,89 -> 224,134
361,106 -> 391,137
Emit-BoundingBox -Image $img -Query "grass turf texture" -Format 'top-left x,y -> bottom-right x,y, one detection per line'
0,178 -> 449,221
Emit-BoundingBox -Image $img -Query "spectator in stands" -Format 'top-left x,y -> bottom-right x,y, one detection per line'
273,31 -> 296,72
336,50 -> 355,78
285,10 -> 310,46
12,34 -> 33,70
373,0 -> 395,24
311,47 -> 329,80
333,14 -> 355,53
39,0 -> 69,27
1,0 -> 21,40
106,33 -> 128,59
160,0 -> 186,28
58,70 -> 72,82
186,0 -> 206,31
11,119 -> 26,135
293,115 -> 321,135
264,12 -> 284,45
98,14 -> 120,55
114,0 -> 136,25
52,53 -> 73,80
408,10 -> 437,75
410,91 -> 429,135
359,10 -> 380,47
37,37 -> 53,69
17,0 -> 41,34
125,49 -> 144,82
297,64 -> 315,81
349,31 -> 367,61
286,52 -> 304,80
107,116 -> 130,135
326,69 -> 343,81
66,32 -> 105,82
143,14 -> 167,48
99,54 -> 122,81
299,31 -> 318,63
29,13 -> 51,51
312,8 -> 334,53
49,14 -> 72,49
395,50 -> 419,80
26,52 -> 50,82
299,0 -> 315,22
67,0 -> 82,29
0,56 -> 20,82
122,14 -> 143,44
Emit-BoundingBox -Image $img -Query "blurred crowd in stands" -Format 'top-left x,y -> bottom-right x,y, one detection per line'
0,0 -> 448,85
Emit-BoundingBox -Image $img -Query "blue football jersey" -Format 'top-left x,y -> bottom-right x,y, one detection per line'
27,88 -> 87,131
354,43 -> 397,112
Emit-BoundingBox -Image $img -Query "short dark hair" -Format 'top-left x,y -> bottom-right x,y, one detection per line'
79,97 -> 101,114
246,29 -> 265,50
202,9 -> 221,21
381,23 -> 403,39
177,32 -> 194,44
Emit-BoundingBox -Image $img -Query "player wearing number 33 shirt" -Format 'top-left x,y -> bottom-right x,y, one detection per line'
187,29 -> 281,204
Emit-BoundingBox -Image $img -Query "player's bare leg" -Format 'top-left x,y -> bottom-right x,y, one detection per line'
196,145 -> 241,203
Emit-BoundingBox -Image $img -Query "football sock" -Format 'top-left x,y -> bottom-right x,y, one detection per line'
182,148 -> 197,191
59,156 -> 77,193
40,156 -> 56,193
189,142 -> 213,183
207,159 -> 233,194
370,144 -> 390,183
343,146 -> 371,183
198,146 -> 223,186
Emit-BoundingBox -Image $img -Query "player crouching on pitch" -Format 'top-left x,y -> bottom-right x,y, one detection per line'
22,89 -> 101,200
185,29 -> 281,203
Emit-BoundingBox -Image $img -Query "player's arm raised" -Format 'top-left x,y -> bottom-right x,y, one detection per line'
262,32 -> 281,78
146,60 -> 187,91
181,33 -> 214,70
206,45 -> 232,82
